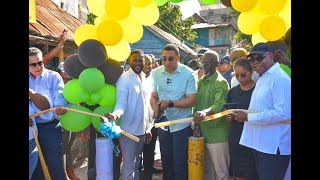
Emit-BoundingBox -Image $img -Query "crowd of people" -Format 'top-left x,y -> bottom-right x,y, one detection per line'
29,39 -> 291,180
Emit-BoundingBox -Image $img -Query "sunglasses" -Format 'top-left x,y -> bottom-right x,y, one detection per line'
162,56 -> 175,62
235,72 -> 250,79
29,61 -> 43,68
247,53 -> 269,63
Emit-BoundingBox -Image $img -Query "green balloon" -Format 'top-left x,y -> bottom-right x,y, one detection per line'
169,0 -> 182,3
78,90 -> 90,102
91,106 -> 114,133
153,0 -> 168,6
79,68 -> 105,93
199,0 -> 218,4
60,105 -> 92,132
98,84 -> 117,107
63,79 -> 82,104
90,93 -> 102,105
280,64 -> 291,78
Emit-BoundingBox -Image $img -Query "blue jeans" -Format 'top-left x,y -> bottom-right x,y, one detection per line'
31,121 -> 64,180
252,148 -> 290,180
158,123 -> 192,180
29,138 -> 38,180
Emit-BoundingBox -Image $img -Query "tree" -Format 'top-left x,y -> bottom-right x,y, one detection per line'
155,3 -> 198,47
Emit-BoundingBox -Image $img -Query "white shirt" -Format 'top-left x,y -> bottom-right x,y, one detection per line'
240,63 -> 291,155
231,71 -> 260,88
113,68 -> 151,136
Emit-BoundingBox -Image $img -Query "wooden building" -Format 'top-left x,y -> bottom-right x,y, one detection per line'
29,0 -> 85,70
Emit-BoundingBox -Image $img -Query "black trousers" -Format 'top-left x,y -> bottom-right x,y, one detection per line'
142,127 -> 159,180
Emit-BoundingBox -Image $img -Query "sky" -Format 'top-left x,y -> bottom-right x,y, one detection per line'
176,0 -> 203,20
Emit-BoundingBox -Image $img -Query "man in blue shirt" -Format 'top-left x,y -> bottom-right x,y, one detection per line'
150,44 -> 197,180
29,47 -> 68,180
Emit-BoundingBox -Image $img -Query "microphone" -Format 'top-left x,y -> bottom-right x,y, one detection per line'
167,78 -> 172,84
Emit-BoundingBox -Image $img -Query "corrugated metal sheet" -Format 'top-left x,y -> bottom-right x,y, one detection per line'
191,22 -> 230,29
29,0 -> 85,41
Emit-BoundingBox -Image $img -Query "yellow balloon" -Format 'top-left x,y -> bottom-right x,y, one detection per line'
105,40 -> 131,62
96,20 -> 123,46
74,24 -> 97,46
258,0 -> 286,15
259,15 -> 286,41
87,0 -> 106,16
251,32 -> 267,45
278,0 -> 291,31
231,0 -> 258,12
237,6 -> 268,35
131,0 -> 153,7
130,2 -> 159,26
94,14 -> 111,26
120,16 -> 144,43
105,0 -> 131,21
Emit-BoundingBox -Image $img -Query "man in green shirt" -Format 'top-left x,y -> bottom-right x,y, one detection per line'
193,50 -> 230,180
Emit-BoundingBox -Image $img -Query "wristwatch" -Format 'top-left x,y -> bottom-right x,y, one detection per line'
168,100 -> 174,108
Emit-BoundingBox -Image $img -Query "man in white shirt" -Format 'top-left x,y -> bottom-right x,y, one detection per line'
231,43 -> 291,180
105,49 -> 152,180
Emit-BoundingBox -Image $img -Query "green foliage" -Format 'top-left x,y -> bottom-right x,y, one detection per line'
87,13 -> 97,25
154,3 -> 197,46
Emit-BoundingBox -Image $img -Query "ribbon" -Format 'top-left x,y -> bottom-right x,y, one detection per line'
100,119 -> 122,156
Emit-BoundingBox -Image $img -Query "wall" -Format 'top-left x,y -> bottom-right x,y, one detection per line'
194,28 -> 209,47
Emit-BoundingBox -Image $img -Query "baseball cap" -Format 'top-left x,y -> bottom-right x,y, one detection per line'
197,48 -> 210,57
57,62 -> 64,71
248,43 -> 273,57
219,55 -> 230,64
230,48 -> 247,62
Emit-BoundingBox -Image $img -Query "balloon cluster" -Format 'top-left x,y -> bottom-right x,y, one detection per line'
74,0 -> 161,62
60,39 -> 124,132
228,0 -> 291,45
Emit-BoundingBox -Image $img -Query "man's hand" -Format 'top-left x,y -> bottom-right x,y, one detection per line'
226,114 -> 234,124
158,100 -> 169,111
274,50 -> 290,67
29,118 -> 34,127
101,112 -> 118,123
54,106 -> 67,116
58,32 -> 66,45
230,110 -> 248,122
193,111 -> 207,123
144,130 -> 152,144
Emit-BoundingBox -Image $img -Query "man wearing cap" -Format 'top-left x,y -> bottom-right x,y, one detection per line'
217,55 -> 233,88
194,48 -> 210,81
231,42 -> 291,180
229,48 -> 260,88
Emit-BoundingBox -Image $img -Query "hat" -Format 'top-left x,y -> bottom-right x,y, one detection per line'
57,62 -> 64,71
219,55 -> 230,64
248,43 -> 273,57
230,48 -> 247,62
197,48 -> 210,57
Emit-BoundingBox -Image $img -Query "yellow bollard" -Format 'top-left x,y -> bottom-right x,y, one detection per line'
188,136 -> 204,180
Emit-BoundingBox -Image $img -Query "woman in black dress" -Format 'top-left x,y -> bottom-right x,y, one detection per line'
226,57 -> 258,180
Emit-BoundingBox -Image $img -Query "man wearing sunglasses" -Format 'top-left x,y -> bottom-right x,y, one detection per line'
150,44 -> 196,180
29,47 -> 68,180
193,50 -> 230,180
231,43 -> 291,180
